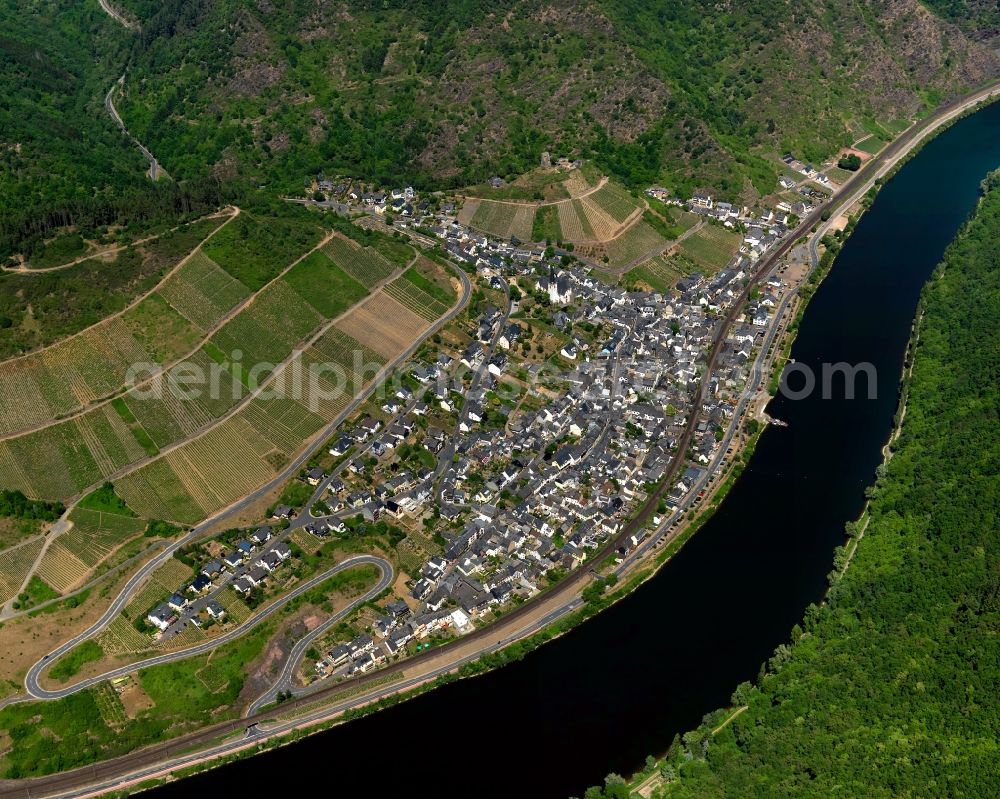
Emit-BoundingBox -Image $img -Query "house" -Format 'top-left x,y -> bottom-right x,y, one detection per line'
691,191 -> 713,209
232,576 -> 254,595
223,551 -> 243,569
257,551 -> 282,572
273,542 -> 292,561
188,574 -> 212,594
329,435 -> 353,457
250,526 -> 272,546
206,601 -> 226,621
146,603 -> 174,632
201,560 -> 223,578
167,592 -> 188,612
328,644 -> 351,667
305,467 -> 326,486
272,504 -> 295,520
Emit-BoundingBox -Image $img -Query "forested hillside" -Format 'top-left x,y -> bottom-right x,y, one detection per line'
112,0 -> 999,200
598,172 -> 999,799
4,0 -> 1000,260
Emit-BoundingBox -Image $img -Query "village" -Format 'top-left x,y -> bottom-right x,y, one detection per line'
153,170 -> 803,689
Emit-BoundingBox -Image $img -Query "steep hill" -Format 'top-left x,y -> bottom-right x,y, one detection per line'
113,0 -> 1000,200
3,0 -> 999,261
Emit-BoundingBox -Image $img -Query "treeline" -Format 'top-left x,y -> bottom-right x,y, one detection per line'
584,174 -> 1000,798
1,176 -> 237,261
0,490 -> 65,522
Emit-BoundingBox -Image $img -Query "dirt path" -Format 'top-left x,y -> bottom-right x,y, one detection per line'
2,209 -> 233,274
0,208 -> 239,441
458,176 -> 608,207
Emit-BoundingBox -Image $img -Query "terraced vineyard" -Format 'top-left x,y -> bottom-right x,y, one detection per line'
209,279 -> 323,368
322,236 -> 396,288
385,276 -> 450,322
0,536 -> 44,604
677,223 -> 742,272
156,251 -> 251,331
604,220 -> 669,268
34,508 -> 147,593
589,182 -> 641,224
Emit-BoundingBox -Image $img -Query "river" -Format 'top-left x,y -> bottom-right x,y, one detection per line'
148,100 -> 1000,798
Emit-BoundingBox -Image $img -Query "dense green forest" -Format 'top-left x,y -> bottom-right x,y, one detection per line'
583,173 -> 1000,798
115,0 -> 999,200
2,0 -> 999,257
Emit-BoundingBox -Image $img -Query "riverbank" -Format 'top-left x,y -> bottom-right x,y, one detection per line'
633,165 -> 1000,799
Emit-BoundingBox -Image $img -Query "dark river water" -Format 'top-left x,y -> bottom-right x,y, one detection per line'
149,101 -> 1000,799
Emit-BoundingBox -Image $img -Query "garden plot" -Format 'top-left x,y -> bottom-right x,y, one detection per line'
336,292 -> 430,361
626,254 -> 690,293
0,537 -> 44,605
156,251 -> 251,331
322,237 -> 396,289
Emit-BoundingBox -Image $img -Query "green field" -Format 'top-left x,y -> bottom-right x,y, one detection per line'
605,221 -> 669,268
202,214 -> 323,291
282,250 -> 368,319
677,223 -> 741,272
532,205 -> 562,242
854,134 -> 887,155
156,250 -> 251,331
322,237 -> 397,288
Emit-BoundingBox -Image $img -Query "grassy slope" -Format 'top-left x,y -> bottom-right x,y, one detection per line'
619,175 -> 1000,798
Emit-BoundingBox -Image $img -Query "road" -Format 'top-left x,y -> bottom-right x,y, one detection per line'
2,80 -> 1000,799
0,254 -> 471,707
98,0 -> 136,29
105,76 -> 161,181
25,556 -> 392,700
244,557 -> 392,715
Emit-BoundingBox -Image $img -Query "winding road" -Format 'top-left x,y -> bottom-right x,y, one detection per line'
25,556 -> 393,701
